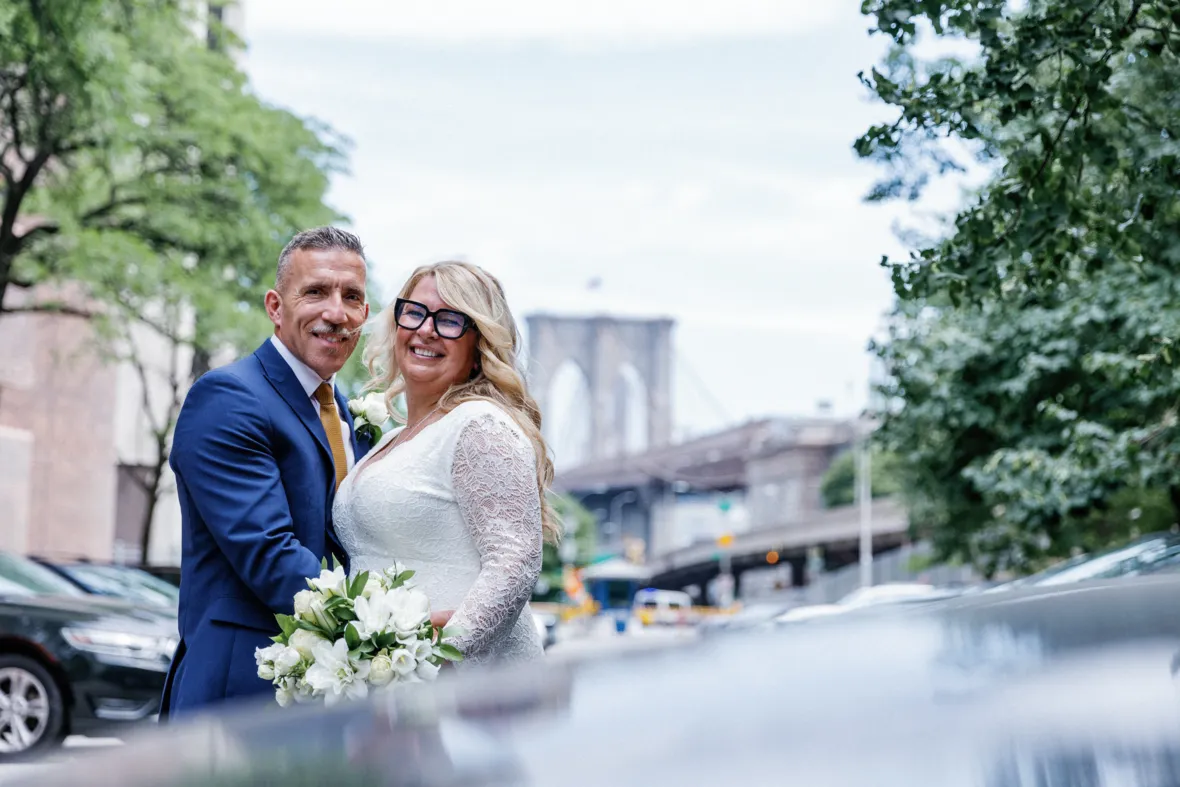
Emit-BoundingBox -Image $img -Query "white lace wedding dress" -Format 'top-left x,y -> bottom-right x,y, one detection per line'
332,399 -> 545,667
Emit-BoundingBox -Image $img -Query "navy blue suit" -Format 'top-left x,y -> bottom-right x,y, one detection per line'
160,339 -> 372,718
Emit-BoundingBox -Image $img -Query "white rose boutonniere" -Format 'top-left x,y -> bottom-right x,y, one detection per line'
348,392 -> 392,444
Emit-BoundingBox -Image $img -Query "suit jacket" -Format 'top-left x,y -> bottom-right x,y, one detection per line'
159,339 -> 372,718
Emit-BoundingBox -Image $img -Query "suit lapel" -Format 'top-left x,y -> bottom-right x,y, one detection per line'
255,340 -> 332,464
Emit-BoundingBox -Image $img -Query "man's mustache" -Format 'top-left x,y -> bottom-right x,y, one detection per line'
311,324 -> 363,339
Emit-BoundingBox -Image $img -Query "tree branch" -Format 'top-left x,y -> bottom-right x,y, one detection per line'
81,193 -> 149,224
0,301 -> 93,319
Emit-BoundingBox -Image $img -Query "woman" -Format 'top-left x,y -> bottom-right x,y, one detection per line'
332,260 -> 559,666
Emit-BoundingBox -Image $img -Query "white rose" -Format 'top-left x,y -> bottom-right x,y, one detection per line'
369,652 -> 395,687
273,646 -> 301,676
255,642 -> 284,664
289,628 -> 326,660
362,393 -> 389,426
415,660 -> 441,681
258,662 -> 275,681
293,590 -> 315,619
347,397 -> 365,418
386,587 -> 431,636
275,681 -> 294,708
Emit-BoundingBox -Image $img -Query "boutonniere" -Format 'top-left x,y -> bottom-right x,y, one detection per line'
347,393 -> 391,444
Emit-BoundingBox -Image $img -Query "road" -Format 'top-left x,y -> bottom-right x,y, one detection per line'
0,737 -> 122,785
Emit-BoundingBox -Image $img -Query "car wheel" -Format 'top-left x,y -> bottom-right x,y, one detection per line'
0,655 -> 65,758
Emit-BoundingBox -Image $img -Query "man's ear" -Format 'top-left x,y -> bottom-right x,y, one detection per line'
265,289 -> 282,328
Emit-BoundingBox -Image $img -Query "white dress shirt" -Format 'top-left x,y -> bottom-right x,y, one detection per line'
270,335 -> 356,469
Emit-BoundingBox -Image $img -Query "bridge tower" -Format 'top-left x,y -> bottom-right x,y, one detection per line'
525,314 -> 674,463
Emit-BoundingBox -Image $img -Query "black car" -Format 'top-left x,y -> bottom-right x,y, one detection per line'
991,530 -> 1180,591
31,558 -> 180,610
0,552 -> 176,758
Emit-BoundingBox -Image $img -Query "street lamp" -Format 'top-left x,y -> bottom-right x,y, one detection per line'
857,422 -> 872,588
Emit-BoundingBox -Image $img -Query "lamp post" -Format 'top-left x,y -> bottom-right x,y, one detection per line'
857,421 -> 872,588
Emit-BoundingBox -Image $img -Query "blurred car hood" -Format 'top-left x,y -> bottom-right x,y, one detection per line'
18,575 -> 1180,787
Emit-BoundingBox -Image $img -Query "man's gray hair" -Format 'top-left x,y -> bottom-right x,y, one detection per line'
276,226 -> 366,290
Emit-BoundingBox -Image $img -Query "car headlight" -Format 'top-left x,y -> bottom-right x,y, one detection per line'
62,627 -> 177,662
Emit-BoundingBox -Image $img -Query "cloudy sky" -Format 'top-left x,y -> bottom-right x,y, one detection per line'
241,1 -> 973,461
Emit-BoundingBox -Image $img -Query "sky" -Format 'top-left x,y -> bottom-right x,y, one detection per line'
240,0 -> 976,462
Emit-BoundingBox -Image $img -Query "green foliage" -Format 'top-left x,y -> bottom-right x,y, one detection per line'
1,0 -> 346,355
534,493 -> 597,602
820,446 -> 902,508
857,0 -> 1180,574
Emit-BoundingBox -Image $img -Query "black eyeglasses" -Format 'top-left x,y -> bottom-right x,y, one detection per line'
394,298 -> 474,339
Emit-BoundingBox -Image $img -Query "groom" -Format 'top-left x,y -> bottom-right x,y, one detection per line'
160,227 -> 373,718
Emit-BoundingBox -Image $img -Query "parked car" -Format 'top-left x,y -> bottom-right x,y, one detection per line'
0,552 -> 176,758
992,531 -> 1180,591
774,582 -> 961,623
31,559 -> 180,610
137,565 -> 180,588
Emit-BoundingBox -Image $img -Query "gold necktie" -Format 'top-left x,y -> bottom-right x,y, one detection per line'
313,383 -> 348,489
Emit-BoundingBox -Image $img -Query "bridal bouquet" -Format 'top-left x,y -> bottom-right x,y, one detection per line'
254,560 -> 463,707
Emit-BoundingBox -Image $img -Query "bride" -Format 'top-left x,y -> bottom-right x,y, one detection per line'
332,260 -> 559,666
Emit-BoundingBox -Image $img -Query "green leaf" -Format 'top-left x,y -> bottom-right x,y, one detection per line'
294,619 -> 327,636
436,644 -> 464,661
275,614 -> 298,639
349,570 -> 370,600
345,622 -> 361,650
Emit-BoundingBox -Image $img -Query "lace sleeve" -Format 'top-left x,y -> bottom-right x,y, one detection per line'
446,410 -> 544,661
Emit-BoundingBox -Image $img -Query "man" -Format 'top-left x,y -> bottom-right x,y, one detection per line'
160,227 -> 373,717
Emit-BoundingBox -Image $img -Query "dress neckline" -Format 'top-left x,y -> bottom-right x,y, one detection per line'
347,406 -> 459,486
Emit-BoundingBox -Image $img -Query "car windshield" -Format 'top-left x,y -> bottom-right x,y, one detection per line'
0,553 -> 86,597
62,564 -> 180,607
1029,534 -> 1180,587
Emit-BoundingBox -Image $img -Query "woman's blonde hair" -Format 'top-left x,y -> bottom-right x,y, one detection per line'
363,261 -> 560,544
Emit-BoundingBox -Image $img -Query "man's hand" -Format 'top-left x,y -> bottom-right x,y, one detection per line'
430,610 -> 454,628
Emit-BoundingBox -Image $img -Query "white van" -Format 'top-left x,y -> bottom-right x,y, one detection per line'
632,588 -> 696,626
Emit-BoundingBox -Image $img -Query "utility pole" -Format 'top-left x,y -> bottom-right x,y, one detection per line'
857,418 -> 873,588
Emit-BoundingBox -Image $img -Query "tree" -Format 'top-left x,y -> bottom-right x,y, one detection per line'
108,306 -> 190,563
819,446 -> 901,508
1,0 -> 345,351
857,0 -> 1180,303
856,0 -> 1180,573
533,493 -> 597,603
873,276 -> 1180,573
1,1 -> 349,559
